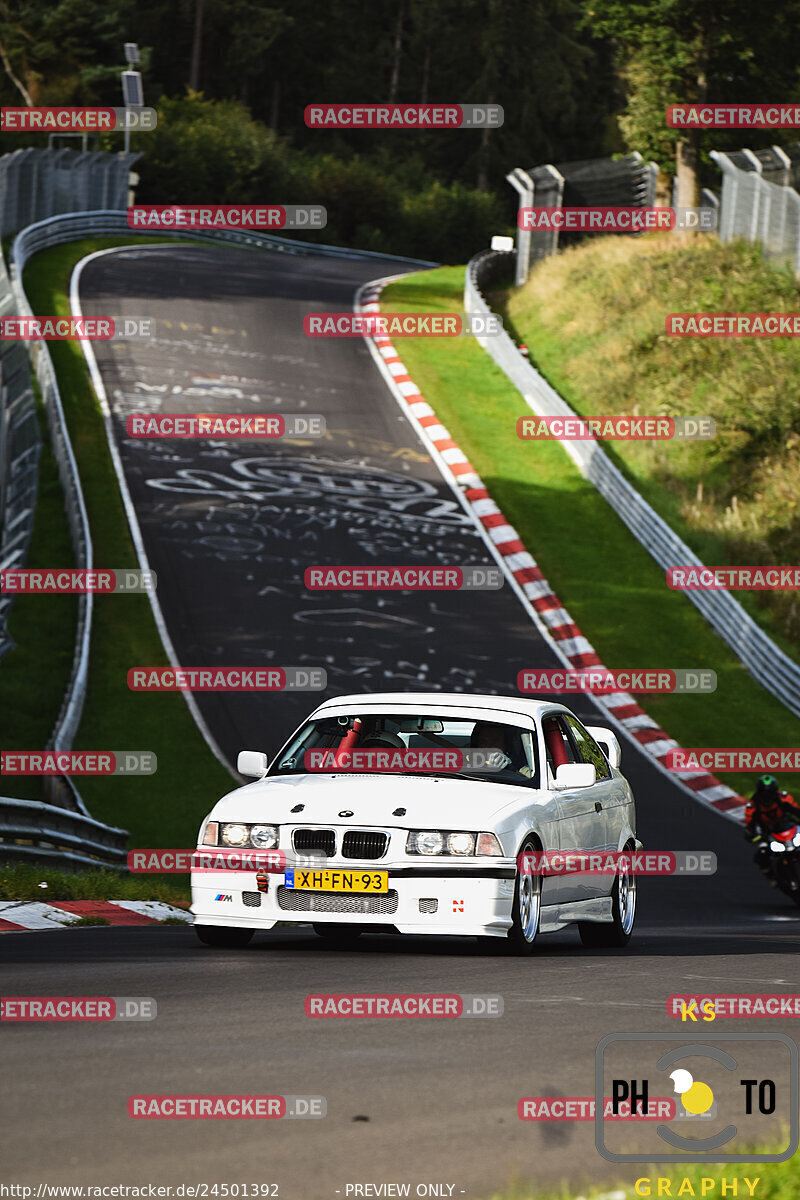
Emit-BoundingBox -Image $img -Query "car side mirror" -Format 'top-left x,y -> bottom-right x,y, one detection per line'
585,725 -> 621,769
553,762 -> 596,789
237,750 -> 269,778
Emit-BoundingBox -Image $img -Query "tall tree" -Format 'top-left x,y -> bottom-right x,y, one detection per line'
584,0 -> 800,204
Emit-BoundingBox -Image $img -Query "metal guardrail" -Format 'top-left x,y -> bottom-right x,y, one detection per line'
0,796 -> 127,869
8,207 -> 437,756
465,249 -> 800,720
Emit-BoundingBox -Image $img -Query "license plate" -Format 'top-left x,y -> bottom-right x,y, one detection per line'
284,868 -> 388,894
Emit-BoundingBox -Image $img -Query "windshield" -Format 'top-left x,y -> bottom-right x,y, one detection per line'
268,712 -> 539,787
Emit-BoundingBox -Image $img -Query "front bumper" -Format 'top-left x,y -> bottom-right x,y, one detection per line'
191,865 -> 517,938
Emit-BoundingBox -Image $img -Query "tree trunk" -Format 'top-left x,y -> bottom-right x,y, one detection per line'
389,1 -> 404,102
270,78 -> 280,132
675,132 -> 700,208
0,39 -> 33,105
420,42 -> 430,104
189,0 -> 205,92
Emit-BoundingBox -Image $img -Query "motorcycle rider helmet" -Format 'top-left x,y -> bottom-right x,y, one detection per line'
758,774 -> 779,792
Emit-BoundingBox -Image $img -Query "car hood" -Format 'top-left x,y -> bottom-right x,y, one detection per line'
209,771 -> 532,829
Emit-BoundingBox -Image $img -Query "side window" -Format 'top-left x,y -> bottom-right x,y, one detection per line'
563,715 -> 611,780
542,715 -> 579,776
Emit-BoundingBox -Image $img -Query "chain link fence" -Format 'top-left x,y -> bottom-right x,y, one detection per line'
711,149 -> 800,272
0,148 -> 140,237
0,245 -> 40,662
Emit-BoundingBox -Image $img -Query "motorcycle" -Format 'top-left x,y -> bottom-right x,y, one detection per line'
752,821 -> 800,904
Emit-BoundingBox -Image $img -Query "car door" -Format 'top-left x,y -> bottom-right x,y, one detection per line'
542,711 -> 608,903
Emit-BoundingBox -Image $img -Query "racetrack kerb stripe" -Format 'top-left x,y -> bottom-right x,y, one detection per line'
358,281 -> 745,820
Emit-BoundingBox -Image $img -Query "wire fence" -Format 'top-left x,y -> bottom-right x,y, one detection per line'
0,148 -> 139,236
0,244 -> 41,662
711,150 -> 800,272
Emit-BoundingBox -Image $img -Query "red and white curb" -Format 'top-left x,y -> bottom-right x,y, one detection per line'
357,278 -> 745,822
0,900 -> 192,932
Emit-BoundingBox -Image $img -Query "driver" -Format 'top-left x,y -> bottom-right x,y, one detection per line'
744,774 -> 800,881
470,722 -> 532,778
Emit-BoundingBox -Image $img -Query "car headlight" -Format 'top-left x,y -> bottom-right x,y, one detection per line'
770,839 -> 788,853
202,821 -> 219,846
447,832 -> 476,856
250,824 -> 278,849
221,823 -> 250,847
409,830 -> 445,855
406,830 -> 498,856
792,829 -> 800,849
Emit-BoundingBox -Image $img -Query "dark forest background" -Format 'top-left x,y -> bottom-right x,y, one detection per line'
1,0 -> 799,259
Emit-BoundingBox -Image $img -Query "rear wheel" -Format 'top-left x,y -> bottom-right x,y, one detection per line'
578,847 -> 636,948
195,925 -> 253,948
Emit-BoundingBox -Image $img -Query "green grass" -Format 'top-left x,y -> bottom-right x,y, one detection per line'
500,233 -> 800,661
381,267 -> 800,803
0,862 -> 190,904
4,237 -> 234,846
480,1144 -> 798,1200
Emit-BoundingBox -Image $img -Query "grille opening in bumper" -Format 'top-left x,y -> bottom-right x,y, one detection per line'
292,829 -> 335,857
242,892 -> 261,907
341,830 -> 388,860
418,898 -> 438,913
277,887 -> 399,915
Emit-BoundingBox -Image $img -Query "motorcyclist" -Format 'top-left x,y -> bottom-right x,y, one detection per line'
744,774 -> 800,883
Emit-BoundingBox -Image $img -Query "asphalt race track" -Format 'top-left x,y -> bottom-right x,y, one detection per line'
2,245 -> 799,1195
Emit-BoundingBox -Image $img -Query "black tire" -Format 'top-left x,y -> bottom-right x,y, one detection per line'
504,836 -> 542,956
195,925 -> 253,948
578,848 -> 636,948
774,860 -> 800,905
313,923 -> 363,942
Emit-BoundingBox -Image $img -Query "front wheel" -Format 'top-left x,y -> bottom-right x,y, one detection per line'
578,851 -> 636,948
195,925 -> 253,948
505,837 -> 542,956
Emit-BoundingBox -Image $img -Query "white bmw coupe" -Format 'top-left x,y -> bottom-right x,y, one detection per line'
191,692 -> 639,954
